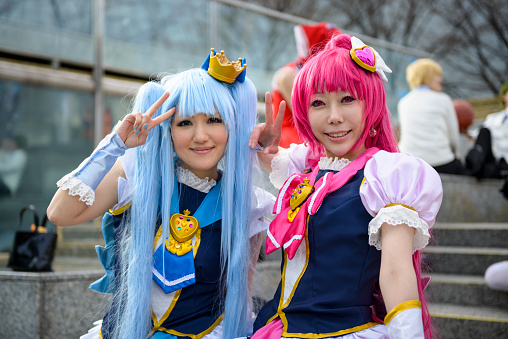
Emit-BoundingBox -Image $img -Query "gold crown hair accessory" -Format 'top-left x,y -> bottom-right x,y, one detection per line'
201,48 -> 247,84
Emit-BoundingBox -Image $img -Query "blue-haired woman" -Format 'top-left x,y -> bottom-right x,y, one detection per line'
47,49 -> 279,339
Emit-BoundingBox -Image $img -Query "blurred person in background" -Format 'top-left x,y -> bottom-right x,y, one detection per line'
398,58 -> 465,175
466,82 -> 508,180
0,135 -> 27,197
485,260 -> 508,292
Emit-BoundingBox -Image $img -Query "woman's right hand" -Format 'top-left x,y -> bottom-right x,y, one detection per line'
116,92 -> 176,148
249,92 -> 285,154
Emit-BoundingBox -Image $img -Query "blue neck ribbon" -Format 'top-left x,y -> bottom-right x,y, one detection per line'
152,176 -> 222,294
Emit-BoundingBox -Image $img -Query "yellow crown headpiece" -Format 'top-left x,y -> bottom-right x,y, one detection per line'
201,48 -> 247,84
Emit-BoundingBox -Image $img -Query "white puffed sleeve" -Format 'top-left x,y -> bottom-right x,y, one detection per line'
269,143 -> 311,189
359,151 -> 443,253
113,148 -> 136,211
248,187 -> 276,238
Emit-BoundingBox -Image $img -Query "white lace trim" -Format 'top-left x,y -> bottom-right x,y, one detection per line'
176,166 -> 217,193
57,173 -> 95,206
318,157 -> 351,171
269,144 -> 299,189
368,205 -> 430,253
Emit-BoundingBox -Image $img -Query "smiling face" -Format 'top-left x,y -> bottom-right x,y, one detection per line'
308,91 -> 366,161
171,111 -> 228,180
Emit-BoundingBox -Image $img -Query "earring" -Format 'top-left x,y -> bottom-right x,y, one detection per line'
369,128 -> 377,137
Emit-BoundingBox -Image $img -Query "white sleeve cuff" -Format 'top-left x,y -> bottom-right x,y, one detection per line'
269,146 -> 295,189
386,306 -> 424,339
248,187 -> 276,238
57,174 -> 95,206
269,143 -> 310,189
368,205 -> 430,253
56,131 -> 127,206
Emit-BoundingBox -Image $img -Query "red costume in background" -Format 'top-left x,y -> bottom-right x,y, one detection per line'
272,22 -> 340,147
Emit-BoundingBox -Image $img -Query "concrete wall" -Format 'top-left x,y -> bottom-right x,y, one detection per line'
0,270 -> 110,339
437,174 -> 508,222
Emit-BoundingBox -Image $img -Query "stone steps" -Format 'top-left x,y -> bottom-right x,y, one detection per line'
430,303 -> 508,338
424,246 -> 508,276
427,273 -> 508,309
54,220 -> 104,258
432,222 -> 508,248
426,221 -> 508,338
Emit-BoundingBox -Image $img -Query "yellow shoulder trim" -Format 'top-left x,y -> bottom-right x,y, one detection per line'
266,313 -> 279,326
384,300 -> 421,325
109,202 -> 132,215
384,203 -> 416,212
360,177 -> 366,187
281,321 -> 380,338
154,225 -> 163,251
156,313 -> 224,339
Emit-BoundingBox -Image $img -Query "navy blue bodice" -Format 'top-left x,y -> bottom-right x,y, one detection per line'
101,182 -> 224,338
254,169 -> 381,337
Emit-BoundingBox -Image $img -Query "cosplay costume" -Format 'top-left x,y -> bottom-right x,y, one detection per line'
57,50 -> 272,339
76,147 -> 274,339
253,147 -> 442,339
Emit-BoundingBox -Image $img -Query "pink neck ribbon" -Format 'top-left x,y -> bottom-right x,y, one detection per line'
266,147 -> 380,260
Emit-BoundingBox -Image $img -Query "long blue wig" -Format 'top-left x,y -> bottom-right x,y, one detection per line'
112,68 -> 257,338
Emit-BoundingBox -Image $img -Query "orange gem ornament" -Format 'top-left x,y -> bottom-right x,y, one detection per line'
166,209 -> 199,256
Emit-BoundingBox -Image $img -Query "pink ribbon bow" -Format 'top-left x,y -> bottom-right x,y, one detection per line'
267,148 -> 380,260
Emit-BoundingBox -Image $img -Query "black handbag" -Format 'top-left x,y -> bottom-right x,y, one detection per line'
8,205 -> 58,272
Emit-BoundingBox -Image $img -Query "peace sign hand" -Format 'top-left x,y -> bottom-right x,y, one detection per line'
116,92 -> 176,149
249,92 -> 285,154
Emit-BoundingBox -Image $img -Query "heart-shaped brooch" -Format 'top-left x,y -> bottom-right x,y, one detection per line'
166,209 -> 199,256
288,178 -> 314,222
350,46 -> 376,73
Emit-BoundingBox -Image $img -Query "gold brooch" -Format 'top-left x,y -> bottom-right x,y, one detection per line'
167,209 -> 199,256
288,178 -> 314,222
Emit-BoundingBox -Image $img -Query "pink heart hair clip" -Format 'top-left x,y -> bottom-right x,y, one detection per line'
350,46 -> 376,73
349,37 -> 392,82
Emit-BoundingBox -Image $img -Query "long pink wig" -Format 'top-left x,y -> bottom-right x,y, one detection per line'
292,34 -> 398,156
291,34 -> 433,338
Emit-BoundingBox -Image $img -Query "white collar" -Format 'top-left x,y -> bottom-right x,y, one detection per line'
318,157 -> 351,171
176,166 -> 217,193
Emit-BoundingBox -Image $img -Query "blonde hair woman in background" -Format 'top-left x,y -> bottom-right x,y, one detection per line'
398,58 -> 465,175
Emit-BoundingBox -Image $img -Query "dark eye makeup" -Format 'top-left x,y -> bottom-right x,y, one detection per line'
208,116 -> 223,124
310,100 -> 325,107
341,95 -> 356,103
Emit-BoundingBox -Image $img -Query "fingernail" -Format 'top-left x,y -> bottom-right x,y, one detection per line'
144,123 -> 148,130
135,130 -> 140,135
134,125 -> 138,130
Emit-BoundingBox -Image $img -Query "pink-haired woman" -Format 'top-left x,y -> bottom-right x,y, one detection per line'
251,34 -> 442,339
